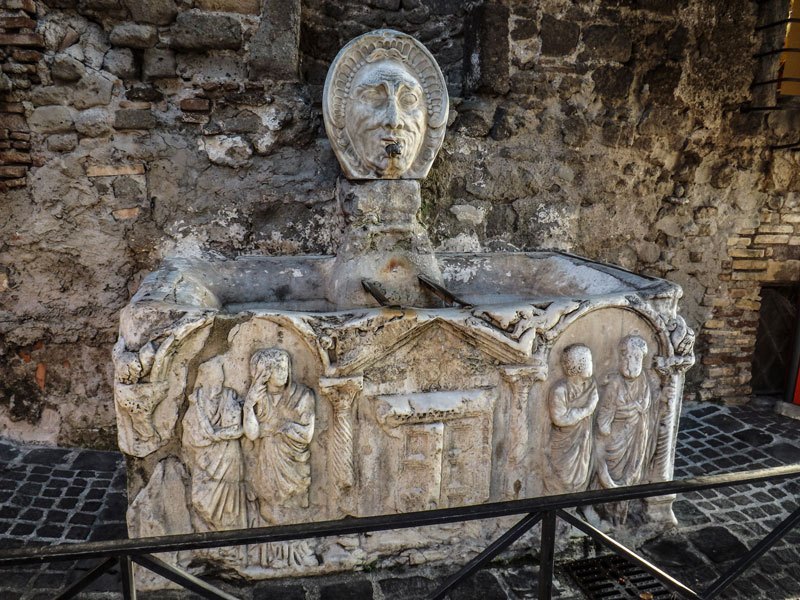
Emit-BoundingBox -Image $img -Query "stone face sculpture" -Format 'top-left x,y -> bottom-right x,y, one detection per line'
323,29 -> 448,179
545,344 -> 600,495
595,335 -> 653,525
116,29 -> 696,587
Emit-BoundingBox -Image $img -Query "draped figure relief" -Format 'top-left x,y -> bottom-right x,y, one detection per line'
545,344 -> 600,495
594,335 -> 654,525
182,382 -> 247,532
242,348 -> 318,569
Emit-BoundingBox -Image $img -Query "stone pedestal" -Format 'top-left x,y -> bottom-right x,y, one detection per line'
330,178 -> 442,309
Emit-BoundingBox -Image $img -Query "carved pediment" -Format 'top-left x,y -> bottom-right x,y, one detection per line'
333,315 -> 531,377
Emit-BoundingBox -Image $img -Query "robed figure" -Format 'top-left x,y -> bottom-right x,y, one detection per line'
595,335 -> 653,525
545,344 -> 600,495
243,348 -> 318,568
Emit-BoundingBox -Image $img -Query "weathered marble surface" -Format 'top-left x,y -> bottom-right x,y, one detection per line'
115,245 -> 693,581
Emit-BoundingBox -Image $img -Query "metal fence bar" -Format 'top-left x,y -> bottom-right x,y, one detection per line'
770,139 -> 800,149
429,512 -> 543,600
754,47 -> 800,58
132,554 -> 240,600
118,556 -> 136,600
557,510 -> 701,600
3,464 -> 799,567
53,557 -> 117,600
538,510 -> 557,600
751,76 -> 800,88
702,503 -> 800,600
756,17 -> 800,31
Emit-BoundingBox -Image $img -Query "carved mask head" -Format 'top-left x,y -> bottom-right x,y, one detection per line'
323,29 -> 449,180
619,335 -> 648,379
346,60 -> 426,178
562,344 -> 593,379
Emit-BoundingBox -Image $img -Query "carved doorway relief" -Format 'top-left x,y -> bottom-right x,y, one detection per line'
376,388 -> 496,512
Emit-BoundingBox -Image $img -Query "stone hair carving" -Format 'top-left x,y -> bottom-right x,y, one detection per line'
323,29 -> 448,180
545,344 -> 600,495
594,335 -> 653,526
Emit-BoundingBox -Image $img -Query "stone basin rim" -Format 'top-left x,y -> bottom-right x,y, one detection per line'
132,250 -> 680,315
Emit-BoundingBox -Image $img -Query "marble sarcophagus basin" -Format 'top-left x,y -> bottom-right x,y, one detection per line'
115,249 -> 694,581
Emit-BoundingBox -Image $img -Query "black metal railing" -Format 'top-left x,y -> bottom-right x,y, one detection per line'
1,463 -> 800,600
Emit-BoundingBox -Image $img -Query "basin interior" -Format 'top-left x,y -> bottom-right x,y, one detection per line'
159,251 -> 668,313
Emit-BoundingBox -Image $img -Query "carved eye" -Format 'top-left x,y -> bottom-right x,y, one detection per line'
400,91 -> 419,109
359,88 -> 387,108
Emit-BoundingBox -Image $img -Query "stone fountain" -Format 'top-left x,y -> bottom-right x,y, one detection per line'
114,30 -> 695,586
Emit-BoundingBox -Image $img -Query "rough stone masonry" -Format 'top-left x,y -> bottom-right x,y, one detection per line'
0,0 -> 797,447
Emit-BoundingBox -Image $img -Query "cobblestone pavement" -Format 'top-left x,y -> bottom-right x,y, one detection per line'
1,400 -> 799,599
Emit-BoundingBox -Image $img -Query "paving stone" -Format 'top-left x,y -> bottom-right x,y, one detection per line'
69,513 -> 96,526
0,506 -> 19,519
702,412 -> 745,433
35,524 -> 63,538
319,580 -> 374,599
251,580 -> 307,599
0,442 -> 20,462
10,523 -> 36,536
24,448 -> 72,465
733,428 -> 774,447
19,508 -> 43,521
449,570 -> 506,599
71,451 -> 122,472
87,522 -> 127,541
85,488 -> 105,500
379,574 -> 440,599
691,405 -> 721,418
765,442 -> 800,463
688,526 -> 749,564
66,525 -> 90,540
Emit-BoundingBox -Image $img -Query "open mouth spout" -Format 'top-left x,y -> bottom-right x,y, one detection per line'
384,142 -> 403,158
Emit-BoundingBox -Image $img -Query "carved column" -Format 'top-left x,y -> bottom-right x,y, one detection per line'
319,376 -> 362,515
500,360 -> 547,499
647,355 -> 694,525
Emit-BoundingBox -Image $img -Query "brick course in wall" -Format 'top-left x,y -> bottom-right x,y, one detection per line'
0,0 -> 41,191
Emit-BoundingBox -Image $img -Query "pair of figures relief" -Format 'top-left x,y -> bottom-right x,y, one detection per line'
181,348 -> 318,569
546,336 -> 654,527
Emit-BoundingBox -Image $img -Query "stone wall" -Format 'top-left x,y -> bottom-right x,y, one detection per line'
0,0 -> 795,446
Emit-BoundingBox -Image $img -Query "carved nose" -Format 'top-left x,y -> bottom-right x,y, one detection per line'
383,98 -> 402,129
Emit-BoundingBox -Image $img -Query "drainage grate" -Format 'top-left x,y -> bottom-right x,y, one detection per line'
563,554 -> 677,600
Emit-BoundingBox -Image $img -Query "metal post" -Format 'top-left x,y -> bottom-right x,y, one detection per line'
538,510 -> 556,600
119,556 -> 136,600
